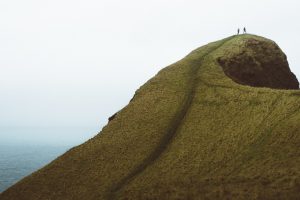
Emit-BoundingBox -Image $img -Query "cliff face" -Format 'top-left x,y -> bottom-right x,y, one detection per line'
217,38 -> 299,89
1,35 -> 300,200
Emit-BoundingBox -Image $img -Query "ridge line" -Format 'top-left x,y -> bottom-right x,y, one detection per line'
106,36 -> 235,200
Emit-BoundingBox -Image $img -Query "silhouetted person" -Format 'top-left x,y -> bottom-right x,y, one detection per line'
243,27 -> 247,34
237,28 -> 240,35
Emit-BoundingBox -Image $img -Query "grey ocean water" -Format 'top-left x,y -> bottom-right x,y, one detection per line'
0,126 -> 99,193
0,145 -> 69,192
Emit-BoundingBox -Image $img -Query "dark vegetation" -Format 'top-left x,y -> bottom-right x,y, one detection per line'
1,34 -> 300,200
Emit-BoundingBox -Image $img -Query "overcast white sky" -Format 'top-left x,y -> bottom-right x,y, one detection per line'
1,0 -> 300,145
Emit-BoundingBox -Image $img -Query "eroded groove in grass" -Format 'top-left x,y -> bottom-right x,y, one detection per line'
106,37 -> 235,200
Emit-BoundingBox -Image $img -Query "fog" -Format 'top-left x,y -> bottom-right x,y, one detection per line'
1,0 -> 300,146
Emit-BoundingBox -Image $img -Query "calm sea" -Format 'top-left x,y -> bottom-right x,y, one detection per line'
0,126 -> 100,193
0,145 -> 70,193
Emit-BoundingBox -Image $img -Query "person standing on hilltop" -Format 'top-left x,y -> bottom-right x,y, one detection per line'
237,28 -> 240,35
243,27 -> 247,34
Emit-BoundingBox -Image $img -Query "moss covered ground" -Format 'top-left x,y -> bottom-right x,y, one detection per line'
1,34 -> 300,200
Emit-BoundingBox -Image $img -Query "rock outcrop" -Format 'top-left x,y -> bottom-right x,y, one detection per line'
1,35 -> 300,200
217,38 -> 299,89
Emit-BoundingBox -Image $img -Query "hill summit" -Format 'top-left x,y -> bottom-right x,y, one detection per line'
217,37 -> 298,89
1,35 -> 300,200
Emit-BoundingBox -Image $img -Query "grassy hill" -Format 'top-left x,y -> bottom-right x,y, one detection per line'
1,34 -> 300,200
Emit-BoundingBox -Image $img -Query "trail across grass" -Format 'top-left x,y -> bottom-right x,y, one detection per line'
2,35 -> 300,200
107,36 -> 235,199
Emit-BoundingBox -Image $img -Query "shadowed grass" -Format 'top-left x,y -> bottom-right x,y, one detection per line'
1,34 -> 300,200
106,36 -> 235,200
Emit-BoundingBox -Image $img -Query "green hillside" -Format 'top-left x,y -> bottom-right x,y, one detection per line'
1,34 -> 300,200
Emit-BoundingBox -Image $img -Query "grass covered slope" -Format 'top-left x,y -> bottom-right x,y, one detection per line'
1,35 -> 300,200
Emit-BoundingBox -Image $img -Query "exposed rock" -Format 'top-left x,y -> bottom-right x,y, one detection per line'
217,38 -> 299,89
